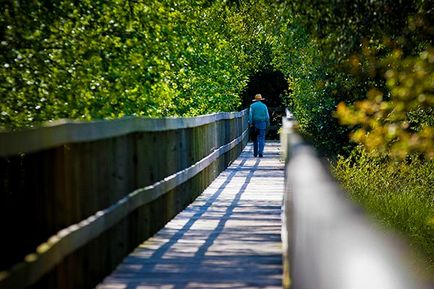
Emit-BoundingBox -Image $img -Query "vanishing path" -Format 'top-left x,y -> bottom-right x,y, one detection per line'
97,142 -> 284,289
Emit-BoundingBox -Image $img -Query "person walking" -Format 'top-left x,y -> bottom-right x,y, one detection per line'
249,94 -> 270,157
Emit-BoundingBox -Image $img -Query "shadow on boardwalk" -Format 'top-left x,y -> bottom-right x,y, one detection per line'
97,142 -> 284,289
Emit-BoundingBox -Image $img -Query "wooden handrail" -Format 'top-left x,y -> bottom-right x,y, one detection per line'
0,110 -> 246,157
0,128 -> 247,289
280,111 -> 428,289
0,110 -> 249,289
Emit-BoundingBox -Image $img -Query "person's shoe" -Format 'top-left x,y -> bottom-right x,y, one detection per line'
259,154 -> 263,158
254,154 -> 257,157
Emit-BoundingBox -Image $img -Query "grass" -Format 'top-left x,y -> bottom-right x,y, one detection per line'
331,149 -> 434,274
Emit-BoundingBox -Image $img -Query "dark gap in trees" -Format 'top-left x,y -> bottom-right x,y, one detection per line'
241,70 -> 288,140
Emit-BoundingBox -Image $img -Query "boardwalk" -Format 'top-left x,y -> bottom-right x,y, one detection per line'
97,142 -> 284,289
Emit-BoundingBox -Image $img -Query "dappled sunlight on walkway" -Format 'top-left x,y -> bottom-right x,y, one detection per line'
97,142 -> 284,289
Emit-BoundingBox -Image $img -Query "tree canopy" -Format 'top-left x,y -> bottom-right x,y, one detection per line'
1,0 -> 264,127
273,0 -> 433,157
1,0 -> 433,158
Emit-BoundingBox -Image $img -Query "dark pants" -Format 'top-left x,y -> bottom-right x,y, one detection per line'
253,121 -> 267,156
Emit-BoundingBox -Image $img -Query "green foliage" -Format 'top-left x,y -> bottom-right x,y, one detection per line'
0,0 -> 261,129
336,46 -> 434,158
332,148 -> 434,271
270,0 -> 433,157
269,19 -> 351,155
1,0 -> 433,160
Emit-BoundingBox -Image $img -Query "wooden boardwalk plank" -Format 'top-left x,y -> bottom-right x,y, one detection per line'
96,142 -> 284,289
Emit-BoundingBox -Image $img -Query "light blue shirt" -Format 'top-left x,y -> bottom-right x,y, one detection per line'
249,101 -> 269,124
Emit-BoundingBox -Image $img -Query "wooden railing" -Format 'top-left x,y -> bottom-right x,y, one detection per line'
0,110 -> 248,289
280,111 -> 429,289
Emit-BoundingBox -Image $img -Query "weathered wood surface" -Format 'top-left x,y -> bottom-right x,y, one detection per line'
0,111 -> 246,157
97,142 -> 284,289
0,111 -> 248,289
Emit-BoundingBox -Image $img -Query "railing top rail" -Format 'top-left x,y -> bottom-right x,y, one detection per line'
281,112 -> 429,289
0,109 -> 248,157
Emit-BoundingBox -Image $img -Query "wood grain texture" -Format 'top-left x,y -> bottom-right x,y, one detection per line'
0,110 -> 247,157
0,111 -> 249,289
0,129 -> 248,289
97,142 -> 284,289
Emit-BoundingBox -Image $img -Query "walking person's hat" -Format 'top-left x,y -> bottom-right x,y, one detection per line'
253,94 -> 265,101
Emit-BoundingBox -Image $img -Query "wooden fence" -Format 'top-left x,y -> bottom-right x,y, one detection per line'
280,111 -> 429,289
0,110 -> 248,289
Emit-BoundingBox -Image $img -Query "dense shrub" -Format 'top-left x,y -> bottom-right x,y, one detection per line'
270,1 -> 433,157
2,1 -> 432,158
0,0 -> 264,129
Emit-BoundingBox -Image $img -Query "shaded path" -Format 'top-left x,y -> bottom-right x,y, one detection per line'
97,142 -> 284,289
